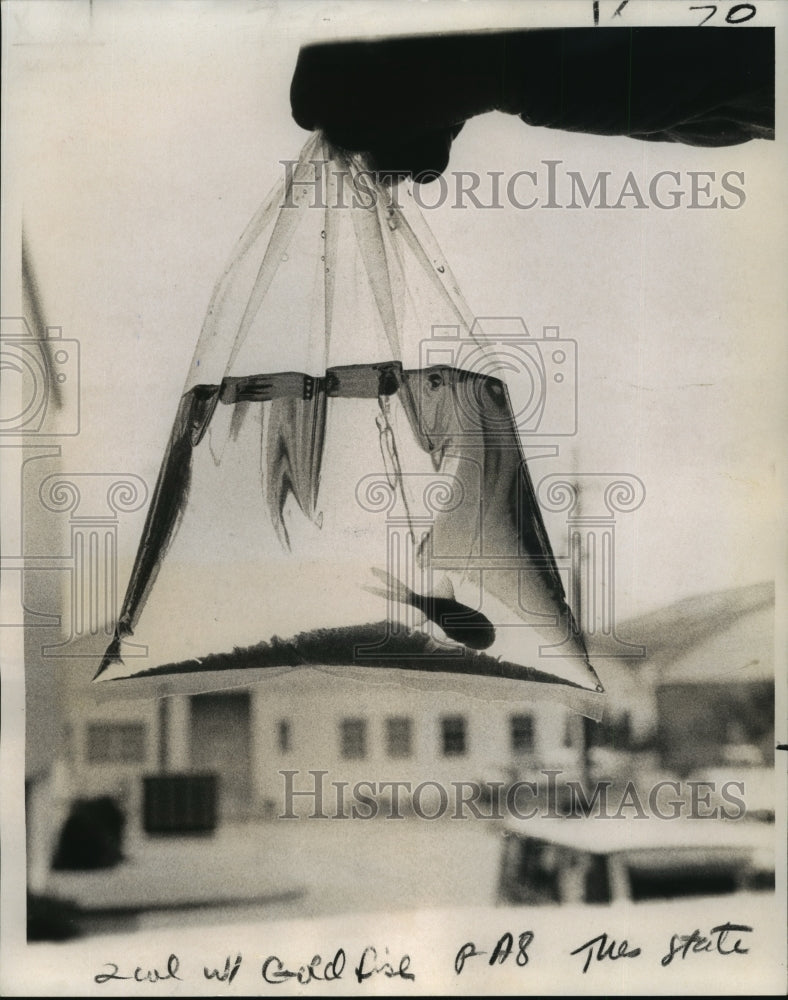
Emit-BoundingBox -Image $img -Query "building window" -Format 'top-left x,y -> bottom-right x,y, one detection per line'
441,715 -> 467,756
86,722 -> 146,764
386,716 -> 413,758
277,719 -> 292,754
510,713 -> 535,753
340,718 -> 367,759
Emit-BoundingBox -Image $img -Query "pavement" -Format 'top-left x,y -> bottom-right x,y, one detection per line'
42,816 -> 504,934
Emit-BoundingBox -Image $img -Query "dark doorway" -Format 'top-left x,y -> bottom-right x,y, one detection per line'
189,691 -> 252,820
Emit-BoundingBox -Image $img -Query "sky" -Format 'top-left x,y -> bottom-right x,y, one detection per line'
4,0 -> 787,629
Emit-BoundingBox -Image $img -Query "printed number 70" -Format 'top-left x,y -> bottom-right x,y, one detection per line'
689,3 -> 757,25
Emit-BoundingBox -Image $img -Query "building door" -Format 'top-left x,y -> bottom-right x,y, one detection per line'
189,691 -> 252,820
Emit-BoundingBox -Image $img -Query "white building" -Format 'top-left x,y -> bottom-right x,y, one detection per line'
64,667 -> 587,829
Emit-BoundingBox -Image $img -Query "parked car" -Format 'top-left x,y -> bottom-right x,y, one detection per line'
498,815 -> 774,906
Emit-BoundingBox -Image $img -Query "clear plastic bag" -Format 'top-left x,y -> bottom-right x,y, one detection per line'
97,133 -> 604,719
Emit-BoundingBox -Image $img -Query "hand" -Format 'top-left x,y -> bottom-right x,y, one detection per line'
290,27 -> 774,181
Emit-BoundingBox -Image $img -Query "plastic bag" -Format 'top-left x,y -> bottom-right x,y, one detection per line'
96,133 -> 604,719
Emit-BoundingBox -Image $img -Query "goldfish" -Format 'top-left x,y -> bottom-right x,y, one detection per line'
367,567 -> 496,651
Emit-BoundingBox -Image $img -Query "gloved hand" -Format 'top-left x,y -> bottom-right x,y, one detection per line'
290,27 -> 774,182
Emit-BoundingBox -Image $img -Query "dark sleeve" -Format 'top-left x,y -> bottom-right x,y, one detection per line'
290,27 -> 774,177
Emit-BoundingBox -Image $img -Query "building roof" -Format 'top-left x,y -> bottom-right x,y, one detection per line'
596,580 -> 773,665
588,581 -> 775,699
657,602 -> 774,685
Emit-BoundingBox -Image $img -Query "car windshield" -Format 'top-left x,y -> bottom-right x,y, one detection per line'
627,865 -> 738,901
503,835 -> 771,905
624,847 -> 767,901
511,840 -> 612,905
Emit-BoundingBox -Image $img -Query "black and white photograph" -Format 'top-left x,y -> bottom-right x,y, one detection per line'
1,1 -> 786,994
